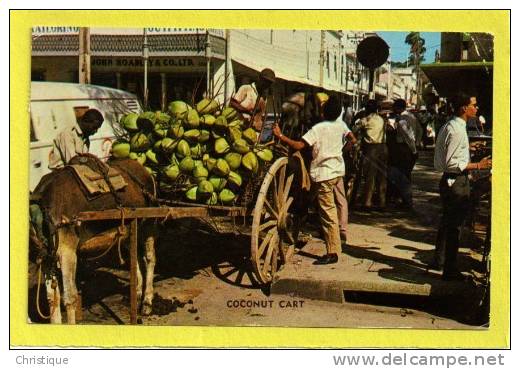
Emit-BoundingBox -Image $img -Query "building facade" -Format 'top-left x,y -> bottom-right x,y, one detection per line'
32,28 -> 394,113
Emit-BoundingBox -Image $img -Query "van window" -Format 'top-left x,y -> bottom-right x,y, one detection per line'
30,118 -> 37,142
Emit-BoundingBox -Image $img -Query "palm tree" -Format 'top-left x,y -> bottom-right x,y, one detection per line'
405,32 -> 426,68
405,32 -> 426,106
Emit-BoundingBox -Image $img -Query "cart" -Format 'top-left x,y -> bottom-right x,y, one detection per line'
73,141 -> 306,324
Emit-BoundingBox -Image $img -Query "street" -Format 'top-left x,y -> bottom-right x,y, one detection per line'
28,149 -> 489,329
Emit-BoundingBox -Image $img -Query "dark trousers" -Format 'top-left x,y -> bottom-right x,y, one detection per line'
387,143 -> 415,206
434,173 -> 471,273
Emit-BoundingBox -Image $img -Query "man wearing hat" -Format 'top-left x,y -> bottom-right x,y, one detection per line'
48,108 -> 105,169
230,68 -> 276,132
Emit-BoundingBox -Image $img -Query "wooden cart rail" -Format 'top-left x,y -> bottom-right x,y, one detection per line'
74,155 -> 302,323
76,205 -> 246,324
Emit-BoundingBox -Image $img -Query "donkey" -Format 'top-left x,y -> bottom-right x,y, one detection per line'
31,154 -> 157,324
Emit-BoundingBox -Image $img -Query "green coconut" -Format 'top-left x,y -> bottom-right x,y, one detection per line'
242,128 -> 258,145
153,123 -> 168,138
224,152 -> 242,170
228,126 -> 242,143
170,153 -> 179,166
219,189 -> 236,204
205,157 -> 217,172
228,119 -> 243,129
227,171 -> 243,189
161,137 -> 177,154
197,180 -> 214,196
111,141 -> 130,158
206,192 -> 218,205
137,111 -> 156,131
121,113 -> 139,132
200,114 -> 216,127
196,98 -> 219,115
198,129 -> 210,143
209,176 -> 227,192
168,101 -> 191,119
176,139 -> 191,158
168,124 -> 185,139
145,149 -> 159,165
185,186 -> 198,201
214,137 -> 230,155
190,143 -> 203,159
221,107 -> 238,121
179,156 -> 195,173
155,111 -> 171,125
255,147 -> 274,162
193,165 -> 209,182
213,158 -> 230,177
164,164 -> 180,181
129,152 -> 147,165
186,109 -> 200,128
184,129 -> 200,143
232,138 -> 250,154
214,115 -> 228,133
242,151 -> 259,173
153,139 -> 163,152
130,132 -> 150,152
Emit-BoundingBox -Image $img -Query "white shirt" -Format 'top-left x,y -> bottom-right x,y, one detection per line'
396,111 -> 418,154
302,118 -> 350,182
48,121 -> 89,169
233,82 -> 265,130
359,113 -> 385,144
434,116 -> 470,174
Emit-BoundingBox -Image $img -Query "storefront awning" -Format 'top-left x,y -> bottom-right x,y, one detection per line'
420,61 -> 493,97
232,58 -> 349,95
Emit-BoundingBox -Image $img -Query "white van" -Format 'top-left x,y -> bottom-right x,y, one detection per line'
30,82 -> 143,191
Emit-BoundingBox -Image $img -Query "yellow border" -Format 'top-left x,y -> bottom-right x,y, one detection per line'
10,10 -> 510,348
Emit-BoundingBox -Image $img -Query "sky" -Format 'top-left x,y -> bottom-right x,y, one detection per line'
377,31 -> 441,63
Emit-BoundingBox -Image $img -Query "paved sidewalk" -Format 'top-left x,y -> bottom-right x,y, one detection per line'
272,151 -> 488,304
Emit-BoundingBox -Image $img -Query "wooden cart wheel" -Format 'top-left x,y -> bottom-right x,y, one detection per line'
251,157 -> 298,285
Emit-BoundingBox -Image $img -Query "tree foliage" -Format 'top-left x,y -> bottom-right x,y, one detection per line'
405,32 -> 426,67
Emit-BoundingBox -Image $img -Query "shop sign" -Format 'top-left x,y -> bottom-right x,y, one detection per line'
92,57 -> 206,70
32,26 -> 80,35
32,27 -> 224,38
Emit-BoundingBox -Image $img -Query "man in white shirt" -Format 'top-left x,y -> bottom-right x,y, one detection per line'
432,94 -> 491,280
273,95 -> 351,265
48,109 -> 105,169
230,68 -> 275,131
357,99 -> 388,208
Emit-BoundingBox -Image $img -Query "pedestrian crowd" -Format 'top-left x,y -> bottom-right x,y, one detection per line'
43,67 -> 492,281
274,89 -> 491,281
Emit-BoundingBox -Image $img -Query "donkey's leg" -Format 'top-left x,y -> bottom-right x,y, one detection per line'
56,227 -> 79,324
45,276 -> 62,324
136,253 -> 143,309
141,224 -> 156,316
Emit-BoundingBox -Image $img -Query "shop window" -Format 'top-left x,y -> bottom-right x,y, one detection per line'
334,54 -> 337,80
326,51 -> 330,78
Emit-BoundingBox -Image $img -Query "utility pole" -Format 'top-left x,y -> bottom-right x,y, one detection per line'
319,30 -> 325,87
415,46 -> 421,107
205,30 -> 212,97
224,29 -> 231,104
78,27 -> 91,84
143,28 -> 149,109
